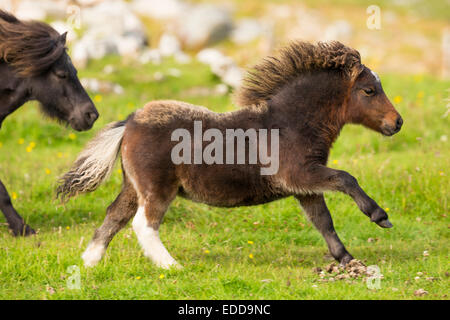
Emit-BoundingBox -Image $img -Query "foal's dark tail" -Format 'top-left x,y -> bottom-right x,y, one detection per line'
57,121 -> 127,202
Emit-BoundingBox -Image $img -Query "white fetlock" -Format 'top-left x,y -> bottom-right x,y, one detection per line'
133,206 -> 180,269
82,242 -> 106,267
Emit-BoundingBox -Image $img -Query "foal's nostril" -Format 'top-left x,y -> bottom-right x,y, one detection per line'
395,117 -> 403,131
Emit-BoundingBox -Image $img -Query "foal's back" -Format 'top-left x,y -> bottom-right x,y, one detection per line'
122,100 -> 284,207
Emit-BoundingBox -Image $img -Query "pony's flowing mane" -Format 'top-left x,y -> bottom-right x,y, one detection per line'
235,41 -> 363,107
0,10 -> 66,77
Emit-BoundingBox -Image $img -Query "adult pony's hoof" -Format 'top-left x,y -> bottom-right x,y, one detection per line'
376,219 -> 393,228
11,224 -> 36,237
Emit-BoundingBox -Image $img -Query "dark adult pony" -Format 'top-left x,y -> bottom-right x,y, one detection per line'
0,11 -> 98,236
58,41 -> 403,269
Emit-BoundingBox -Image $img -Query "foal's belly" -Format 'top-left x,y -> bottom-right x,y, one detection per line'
176,165 -> 288,207
177,187 -> 287,207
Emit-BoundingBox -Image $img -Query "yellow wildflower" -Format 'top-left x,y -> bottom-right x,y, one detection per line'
247,241 -> 254,245
68,133 -> 76,140
393,96 -> 403,104
94,95 -> 103,103
249,254 -> 254,259
159,274 -> 165,279
18,138 -> 25,145
45,168 -> 51,175
417,91 -> 424,99
11,192 -> 17,200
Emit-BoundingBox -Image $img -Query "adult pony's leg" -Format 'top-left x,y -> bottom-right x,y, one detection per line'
305,166 -> 392,228
131,190 -> 180,269
296,194 -> 353,266
0,178 -> 35,236
82,179 -> 137,267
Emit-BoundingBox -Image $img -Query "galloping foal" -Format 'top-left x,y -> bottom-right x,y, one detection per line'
58,41 -> 403,269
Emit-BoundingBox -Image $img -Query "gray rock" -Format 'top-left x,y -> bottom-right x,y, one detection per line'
14,0 -> 68,21
81,0 -> 144,35
177,4 -> 233,49
231,19 -> 265,45
76,0 -> 105,6
158,34 -> 181,57
139,35 -> 191,66
139,49 -> 162,65
72,0 -> 148,67
197,48 -> 242,88
174,51 -> 192,64
50,21 -> 78,43
71,41 -> 90,69
131,0 -> 187,20
323,20 -> 353,41
117,31 -> 147,56
72,30 -> 118,67
80,78 -> 124,94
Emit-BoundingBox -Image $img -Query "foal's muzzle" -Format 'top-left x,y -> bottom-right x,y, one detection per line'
381,116 -> 403,136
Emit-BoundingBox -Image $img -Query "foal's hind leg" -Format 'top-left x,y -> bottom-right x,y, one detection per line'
296,194 -> 354,266
132,191 -> 180,269
82,180 -> 137,267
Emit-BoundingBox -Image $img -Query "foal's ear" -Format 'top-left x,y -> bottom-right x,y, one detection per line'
59,32 -> 68,44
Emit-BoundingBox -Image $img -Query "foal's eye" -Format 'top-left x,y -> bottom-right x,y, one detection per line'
362,88 -> 375,96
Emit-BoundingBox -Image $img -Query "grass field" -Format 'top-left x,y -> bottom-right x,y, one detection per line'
0,55 -> 448,300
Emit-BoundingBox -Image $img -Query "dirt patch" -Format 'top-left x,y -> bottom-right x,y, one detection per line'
312,259 -> 380,282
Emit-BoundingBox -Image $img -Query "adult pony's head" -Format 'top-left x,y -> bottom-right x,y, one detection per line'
235,41 -> 402,137
0,10 -> 98,131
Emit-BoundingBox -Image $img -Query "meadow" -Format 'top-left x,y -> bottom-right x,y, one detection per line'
0,55 -> 448,299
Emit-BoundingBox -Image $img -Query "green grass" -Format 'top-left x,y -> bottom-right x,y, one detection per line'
0,55 -> 448,300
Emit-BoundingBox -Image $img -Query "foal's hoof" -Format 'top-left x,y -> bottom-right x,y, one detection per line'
376,219 -> 393,228
370,208 -> 392,228
338,254 -> 354,267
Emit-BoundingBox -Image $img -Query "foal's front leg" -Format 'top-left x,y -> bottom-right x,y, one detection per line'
307,166 -> 392,228
296,194 -> 353,266
0,178 -> 35,236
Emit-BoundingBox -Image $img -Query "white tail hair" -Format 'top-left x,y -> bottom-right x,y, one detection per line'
57,121 -> 126,201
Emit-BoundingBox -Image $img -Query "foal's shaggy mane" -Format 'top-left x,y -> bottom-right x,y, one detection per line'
0,10 -> 66,77
235,41 -> 363,107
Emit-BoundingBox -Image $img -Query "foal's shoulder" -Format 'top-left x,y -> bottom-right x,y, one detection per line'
133,100 -> 213,125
